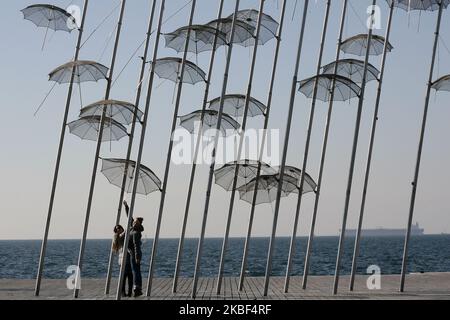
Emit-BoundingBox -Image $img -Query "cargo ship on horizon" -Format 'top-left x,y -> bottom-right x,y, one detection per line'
346,222 -> 425,237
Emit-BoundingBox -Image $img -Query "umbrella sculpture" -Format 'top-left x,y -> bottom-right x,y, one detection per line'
333,0 -> 380,295
432,74 -> 450,91
101,159 -> 161,195
206,18 -> 255,46
179,110 -> 240,136
233,0 -> 289,295
259,0 -> 309,296
68,115 -> 128,142
79,100 -> 143,126
299,74 -> 361,102
105,0 -> 158,297
341,34 -> 393,56
209,94 -> 267,118
190,0 -> 241,299
322,59 -> 380,84
214,160 -> 277,191
350,1 -> 396,291
153,57 -> 206,84
230,9 -> 279,46
114,0 -> 167,300
74,0 -> 127,299
266,0 -> 332,295
395,0 -> 450,293
34,0 -> 90,297
207,2 -> 269,295
21,4 -> 77,49
164,25 -> 228,54
49,60 -> 109,84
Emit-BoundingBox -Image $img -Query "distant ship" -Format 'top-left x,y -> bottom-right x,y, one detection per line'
346,222 -> 424,237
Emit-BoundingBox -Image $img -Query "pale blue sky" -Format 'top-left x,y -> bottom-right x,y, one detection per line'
1,0 -> 450,240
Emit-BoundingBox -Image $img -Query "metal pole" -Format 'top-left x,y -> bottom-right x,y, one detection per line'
400,2 -> 444,293
349,3 -> 394,292
116,0 -> 166,301
216,0 -> 265,295
261,0 -> 310,297
146,0 -> 197,297
302,0 -> 348,290
34,0 -> 89,297
104,0 -> 157,296
191,0 -> 241,299
283,0 -> 331,294
236,0 -> 287,293
333,0 -> 377,296
74,0 -> 127,299
172,0 -> 225,294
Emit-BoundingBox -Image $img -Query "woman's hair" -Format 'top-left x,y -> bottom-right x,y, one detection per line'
112,225 -> 124,253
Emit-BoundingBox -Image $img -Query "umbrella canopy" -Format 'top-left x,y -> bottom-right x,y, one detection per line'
68,115 -> 128,142
21,4 -> 76,33
299,74 -> 361,102
322,59 -> 380,84
49,60 -> 109,84
229,9 -> 279,46
164,25 -> 228,54
432,74 -> 450,92
179,110 -> 240,136
276,166 -> 317,193
101,158 -> 162,195
386,0 -> 450,11
79,100 -> 144,126
206,18 -> 255,46
214,160 -> 277,191
209,94 -> 267,118
237,174 -> 299,205
341,34 -> 393,56
154,57 -> 206,84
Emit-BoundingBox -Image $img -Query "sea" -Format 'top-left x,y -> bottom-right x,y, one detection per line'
1,236 -> 449,279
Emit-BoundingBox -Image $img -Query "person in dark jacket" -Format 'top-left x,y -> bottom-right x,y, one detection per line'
123,200 -> 144,297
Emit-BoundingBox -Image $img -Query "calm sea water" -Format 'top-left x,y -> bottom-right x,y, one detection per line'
1,236 -> 449,279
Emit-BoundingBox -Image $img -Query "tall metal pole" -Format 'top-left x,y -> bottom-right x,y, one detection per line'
236,0 -> 287,293
172,0 -> 225,294
34,0 -> 90,297
216,0 -> 265,295
260,0 -> 310,297
349,2 -> 394,292
283,0 -> 331,294
191,0 -> 241,299
74,0 -> 127,299
400,2 -> 444,293
146,0 -> 197,297
116,0 -> 166,301
302,0 -> 348,290
333,0 -> 377,296
104,0 -> 157,296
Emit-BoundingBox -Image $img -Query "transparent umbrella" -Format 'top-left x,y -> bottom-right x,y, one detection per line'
206,18 -> 255,46
101,158 -> 161,195
386,0 -> 450,11
209,94 -> 267,118
154,57 -> 206,84
229,9 -> 279,46
164,25 -> 228,54
341,34 -> 393,56
214,160 -> 277,191
79,100 -> 143,126
299,74 -> 361,102
21,4 -> 76,33
49,60 -> 109,84
432,74 -> 450,91
237,174 -> 300,205
68,115 -> 128,142
179,110 -> 240,136
322,59 -> 380,84
276,166 -> 317,193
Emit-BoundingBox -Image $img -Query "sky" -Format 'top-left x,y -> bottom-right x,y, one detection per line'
1,0 -> 450,241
